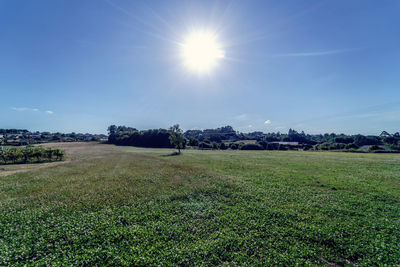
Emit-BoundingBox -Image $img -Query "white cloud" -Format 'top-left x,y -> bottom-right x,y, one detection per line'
11,107 -> 39,112
235,114 -> 247,121
264,120 -> 271,125
11,107 -> 54,114
248,125 -> 253,128
272,48 -> 359,57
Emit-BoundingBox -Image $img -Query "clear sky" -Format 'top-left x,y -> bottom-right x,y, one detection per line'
1,0 -> 399,134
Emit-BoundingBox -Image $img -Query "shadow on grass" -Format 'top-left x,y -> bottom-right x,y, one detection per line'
161,152 -> 181,157
0,159 -> 65,166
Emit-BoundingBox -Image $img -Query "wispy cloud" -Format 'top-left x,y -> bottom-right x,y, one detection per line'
272,48 -> 359,57
11,107 -> 54,115
12,107 -> 39,112
264,120 -> 271,125
235,114 -> 247,121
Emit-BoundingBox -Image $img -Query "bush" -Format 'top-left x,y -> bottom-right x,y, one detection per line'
345,143 -> 359,149
329,143 -> 346,150
0,146 -> 65,165
240,143 -> 263,150
278,144 -> 288,151
257,141 -> 268,149
317,143 -> 330,150
265,142 -> 279,150
198,142 -> 212,150
229,143 -> 239,150
211,142 -> 219,150
368,145 -> 383,152
219,143 -> 227,150
188,137 -> 199,147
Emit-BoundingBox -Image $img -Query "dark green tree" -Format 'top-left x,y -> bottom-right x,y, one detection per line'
169,124 -> 185,154
0,140 -> 6,164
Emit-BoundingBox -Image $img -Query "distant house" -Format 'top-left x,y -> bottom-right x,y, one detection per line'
272,141 -> 299,146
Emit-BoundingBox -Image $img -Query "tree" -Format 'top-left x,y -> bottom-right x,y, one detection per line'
188,137 -> 199,147
45,148 -> 54,161
54,149 -> 65,161
169,124 -> 185,154
33,147 -> 44,162
108,125 -> 117,135
5,149 -> 17,163
22,147 -> 33,163
211,142 -> 219,150
219,142 -> 227,150
0,141 -> 6,164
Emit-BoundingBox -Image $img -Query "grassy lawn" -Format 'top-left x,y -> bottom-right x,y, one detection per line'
0,143 -> 399,265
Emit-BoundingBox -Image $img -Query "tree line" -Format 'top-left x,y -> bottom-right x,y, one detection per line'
108,124 -> 400,152
107,125 -> 185,149
0,146 -> 65,165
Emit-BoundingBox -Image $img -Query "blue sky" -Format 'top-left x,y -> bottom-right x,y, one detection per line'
1,0 -> 399,134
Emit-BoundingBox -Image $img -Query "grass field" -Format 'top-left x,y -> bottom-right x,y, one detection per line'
0,143 -> 399,265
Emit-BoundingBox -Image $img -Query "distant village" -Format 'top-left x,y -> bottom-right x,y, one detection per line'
0,129 -> 107,146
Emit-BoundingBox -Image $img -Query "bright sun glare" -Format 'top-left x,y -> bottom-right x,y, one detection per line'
181,30 -> 225,73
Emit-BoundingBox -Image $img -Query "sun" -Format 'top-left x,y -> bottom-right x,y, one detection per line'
181,30 -> 225,73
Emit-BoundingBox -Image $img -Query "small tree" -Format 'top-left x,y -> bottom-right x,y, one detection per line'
5,149 -> 17,163
45,148 -> 54,161
219,142 -> 227,150
54,149 -> 65,161
211,142 -> 219,150
188,137 -> 199,147
33,147 -> 44,162
0,140 -> 6,164
169,124 -> 185,154
14,149 -> 23,163
22,147 -> 33,163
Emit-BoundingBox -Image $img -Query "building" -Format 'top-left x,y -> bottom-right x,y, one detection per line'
271,141 -> 299,146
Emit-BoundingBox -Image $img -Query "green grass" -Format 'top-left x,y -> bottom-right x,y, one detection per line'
1,143 -> 399,265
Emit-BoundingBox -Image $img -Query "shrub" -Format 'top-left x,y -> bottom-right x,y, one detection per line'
54,149 -> 65,161
188,137 -> 199,147
317,142 -> 331,150
345,143 -> 359,149
22,147 -> 33,163
198,142 -> 212,150
0,147 -> 65,165
33,147 -> 44,162
278,144 -> 288,151
5,149 -> 18,163
211,142 -> 219,150
229,143 -> 239,150
45,148 -> 54,161
265,142 -> 279,150
257,141 -> 268,149
368,145 -> 383,152
240,143 -> 263,150
219,143 -> 227,150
